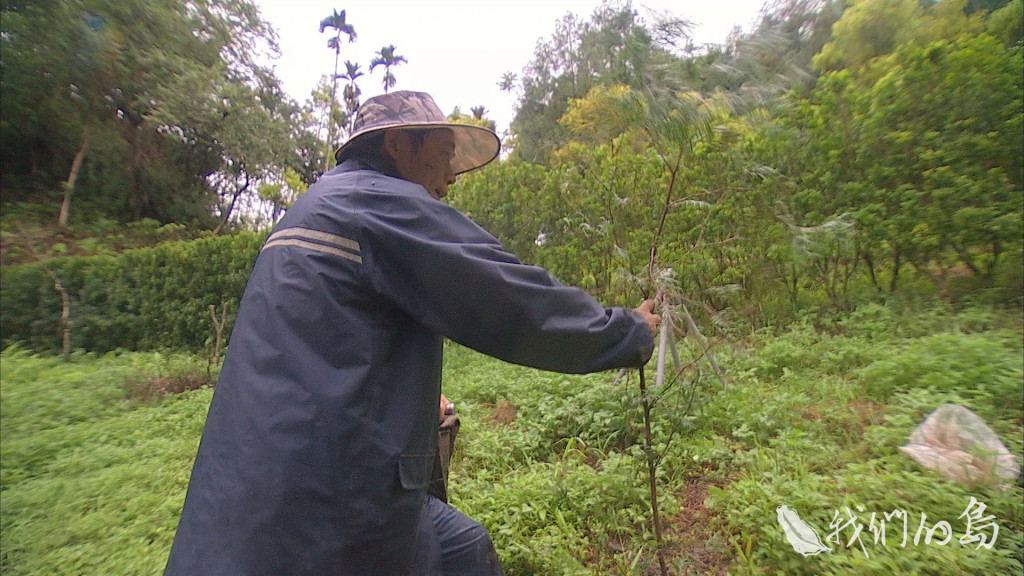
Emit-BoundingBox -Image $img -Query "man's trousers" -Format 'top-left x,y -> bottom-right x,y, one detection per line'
410,495 -> 504,576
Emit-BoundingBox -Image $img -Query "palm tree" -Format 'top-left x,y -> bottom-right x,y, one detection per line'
319,9 -> 357,169
497,71 -> 517,93
369,45 -> 407,93
339,60 -> 363,135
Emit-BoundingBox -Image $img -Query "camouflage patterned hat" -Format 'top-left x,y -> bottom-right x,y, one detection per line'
335,90 -> 500,175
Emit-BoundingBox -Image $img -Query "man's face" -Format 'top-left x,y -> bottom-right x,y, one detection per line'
388,128 -> 457,200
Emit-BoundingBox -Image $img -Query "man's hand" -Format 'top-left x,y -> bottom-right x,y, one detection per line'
439,393 -> 455,423
634,299 -> 661,338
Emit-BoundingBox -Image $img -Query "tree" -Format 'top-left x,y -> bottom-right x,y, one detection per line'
856,35 -> 1022,286
813,0 -> 923,72
509,1 -> 674,163
985,0 -> 1023,47
319,9 -> 357,170
56,12 -> 122,228
760,16 -> 1023,297
497,72 -> 518,93
560,84 -> 742,575
722,0 -> 844,93
205,82 -> 301,233
1,0 -> 297,228
2,1 -> 198,227
447,106 -> 497,133
339,60 -> 364,134
145,0 -> 307,232
812,0 -> 988,74
370,44 -> 407,93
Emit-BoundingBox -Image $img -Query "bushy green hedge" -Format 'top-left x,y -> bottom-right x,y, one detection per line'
0,232 -> 266,354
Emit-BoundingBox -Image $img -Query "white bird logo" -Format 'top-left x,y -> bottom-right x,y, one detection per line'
777,505 -> 832,557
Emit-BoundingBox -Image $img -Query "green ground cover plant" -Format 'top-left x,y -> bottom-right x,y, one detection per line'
1,302 -> 1021,575
0,349 -> 211,575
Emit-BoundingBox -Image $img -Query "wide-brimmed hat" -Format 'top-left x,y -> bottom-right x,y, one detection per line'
335,90 -> 500,175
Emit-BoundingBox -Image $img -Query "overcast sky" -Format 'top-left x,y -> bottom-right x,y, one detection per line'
253,0 -> 766,135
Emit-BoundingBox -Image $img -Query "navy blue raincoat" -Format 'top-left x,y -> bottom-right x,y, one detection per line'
165,158 -> 654,575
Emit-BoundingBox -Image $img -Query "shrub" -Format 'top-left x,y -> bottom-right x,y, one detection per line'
0,232 -> 265,353
858,332 -> 1024,422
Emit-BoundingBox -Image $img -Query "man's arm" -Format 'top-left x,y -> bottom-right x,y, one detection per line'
364,196 -> 657,374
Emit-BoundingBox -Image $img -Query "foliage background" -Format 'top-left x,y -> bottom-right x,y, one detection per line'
1,0 -> 1022,574
1,303 -> 1021,575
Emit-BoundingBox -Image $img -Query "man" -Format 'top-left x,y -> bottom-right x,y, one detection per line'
165,90 -> 659,576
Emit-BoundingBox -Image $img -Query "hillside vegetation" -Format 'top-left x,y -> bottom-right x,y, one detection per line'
1,302 -> 1021,575
2,0 -> 1022,574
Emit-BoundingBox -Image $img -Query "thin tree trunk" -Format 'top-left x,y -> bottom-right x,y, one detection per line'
952,243 -> 981,277
207,301 -> 230,377
638,368 -> 669,576
213,174 -> 250,235
889,250 -> 903,293
862,250 -> 881,293
988,240 -> 1001,280
325,44 -> 341,171
58,124 -> 91,229
47,271 -> 72,362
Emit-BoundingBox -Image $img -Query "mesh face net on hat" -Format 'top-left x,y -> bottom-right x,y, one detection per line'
335,91 -> 500,175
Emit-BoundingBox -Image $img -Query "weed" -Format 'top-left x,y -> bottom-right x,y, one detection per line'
1,303 -> 1021,575
123,351 -> 215,402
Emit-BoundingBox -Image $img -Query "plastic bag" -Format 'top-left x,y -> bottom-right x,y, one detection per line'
899,404 -> 1020,491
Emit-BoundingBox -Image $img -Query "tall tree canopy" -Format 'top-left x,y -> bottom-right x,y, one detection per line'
1,0 -> 310,228
457,0 -> 1021,313
508,0 -> 674,163
370,45 -> 407,93
319,8 -> 357,170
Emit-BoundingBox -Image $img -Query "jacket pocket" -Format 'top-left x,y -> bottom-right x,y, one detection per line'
398,452 -> 434,490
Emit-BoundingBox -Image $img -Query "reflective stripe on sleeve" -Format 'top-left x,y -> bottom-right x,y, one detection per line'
262,228 -> 362,263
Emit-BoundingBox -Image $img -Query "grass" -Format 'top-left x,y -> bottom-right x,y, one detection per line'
1,301 -> 1022,575
0,350 -> 209,576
